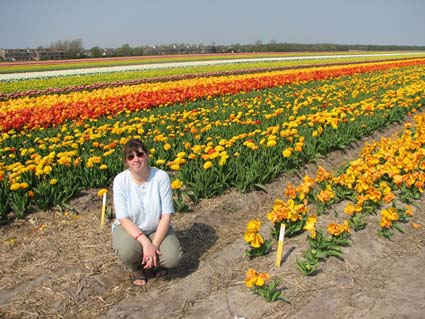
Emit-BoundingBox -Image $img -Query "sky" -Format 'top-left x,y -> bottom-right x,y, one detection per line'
1,0 -> 424,49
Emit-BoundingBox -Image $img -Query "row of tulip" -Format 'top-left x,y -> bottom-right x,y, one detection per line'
1,58 -> 425,133
0,52 -> 308,74
244,112 -> 424,301
2,54 -> 420,96
1,60 -> 424,220
3,54 -> 352,81
1,57 -> 409,100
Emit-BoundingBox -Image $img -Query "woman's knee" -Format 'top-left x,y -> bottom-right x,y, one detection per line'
115,245 -> 139,264
161,248 -> 183,268
112,226 -> 141,265
160,235 -> 183,268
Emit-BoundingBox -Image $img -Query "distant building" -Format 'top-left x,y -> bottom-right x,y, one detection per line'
0,48 -> 64,61
142,44 -> 217,55
1,49 -> 35,61
102,48 -> 118,56
34,48 -> 65,60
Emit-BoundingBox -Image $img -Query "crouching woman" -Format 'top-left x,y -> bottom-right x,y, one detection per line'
112,139 -> 183,286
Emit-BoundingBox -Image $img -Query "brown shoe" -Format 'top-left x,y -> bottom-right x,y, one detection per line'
130,269 -> 147,286
153,267 -> 168,279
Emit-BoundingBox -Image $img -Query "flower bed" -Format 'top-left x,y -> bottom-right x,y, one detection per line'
1,59 -> 424,220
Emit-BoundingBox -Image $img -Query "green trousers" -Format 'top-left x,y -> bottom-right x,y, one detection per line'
112,224 -> 183,272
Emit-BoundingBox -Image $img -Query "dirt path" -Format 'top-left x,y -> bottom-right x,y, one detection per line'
1,122 -> 424,319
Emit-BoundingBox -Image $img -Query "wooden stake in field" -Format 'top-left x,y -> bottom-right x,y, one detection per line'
100,192 -> 107,227
275,224 -> 286,267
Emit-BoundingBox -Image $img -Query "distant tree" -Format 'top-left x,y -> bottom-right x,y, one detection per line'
210,42 -> 217,53
132,46 -> 144,56
50,39 -> 84,58
230,43 -> 242,53
90,46 -> 103,58
117,44 -> 132,56
68,39 -> 84,57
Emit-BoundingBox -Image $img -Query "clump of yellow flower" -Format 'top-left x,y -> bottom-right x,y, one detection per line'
327,220 -> 350,237
203,161 -> 213,170
171,179 -> 183,190
168,162 -> 181,171
10,182 -> 29,191
304,215 -> 317,238
244,268 -> 270,288
156,159 -> 166,165
316,185 -> 335,203
344,203 -> 362,215
380,207 -> 399,228
282,148 -> 292,158
244,219 -> 264,248
266,198 -> 308,224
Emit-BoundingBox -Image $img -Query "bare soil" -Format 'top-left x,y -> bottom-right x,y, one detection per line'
1,121 -> 424,319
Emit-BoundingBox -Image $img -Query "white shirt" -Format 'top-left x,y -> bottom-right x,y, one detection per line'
112,167 -> 175,233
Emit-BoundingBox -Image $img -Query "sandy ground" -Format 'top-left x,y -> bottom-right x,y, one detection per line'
0,121 -> 424,319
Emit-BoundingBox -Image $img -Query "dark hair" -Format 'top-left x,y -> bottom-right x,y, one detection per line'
123,139 -> 149,163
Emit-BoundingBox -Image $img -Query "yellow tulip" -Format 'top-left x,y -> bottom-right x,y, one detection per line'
246,219 -> 261,232
170,163 -> 180,171
19,182 -> 29,189
171,179 -> 183,190
244,268 -> 258,288
250,233 -> 264,248
10,183 -> 21,191
304,215 -> 317,231
282,148 -> 292,158
156,159 -> 166,165
203,161 -> 213,170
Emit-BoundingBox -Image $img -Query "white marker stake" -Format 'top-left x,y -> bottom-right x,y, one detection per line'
275,224 -> 286,267
100,192 -> 107,227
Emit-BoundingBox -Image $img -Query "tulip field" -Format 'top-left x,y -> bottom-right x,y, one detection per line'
1,52 -> 425,317
1,54 -> 425,222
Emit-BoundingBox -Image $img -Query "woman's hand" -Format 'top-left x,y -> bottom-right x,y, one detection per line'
140,237 -> 161,269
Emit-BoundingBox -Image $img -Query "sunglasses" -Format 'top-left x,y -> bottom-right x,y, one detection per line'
126,151 -> 145,161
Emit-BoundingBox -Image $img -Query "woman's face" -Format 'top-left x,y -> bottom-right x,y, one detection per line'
126,148 -> 149,172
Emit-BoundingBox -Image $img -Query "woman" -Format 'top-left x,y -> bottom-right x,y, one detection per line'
112,138 -> 183,286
